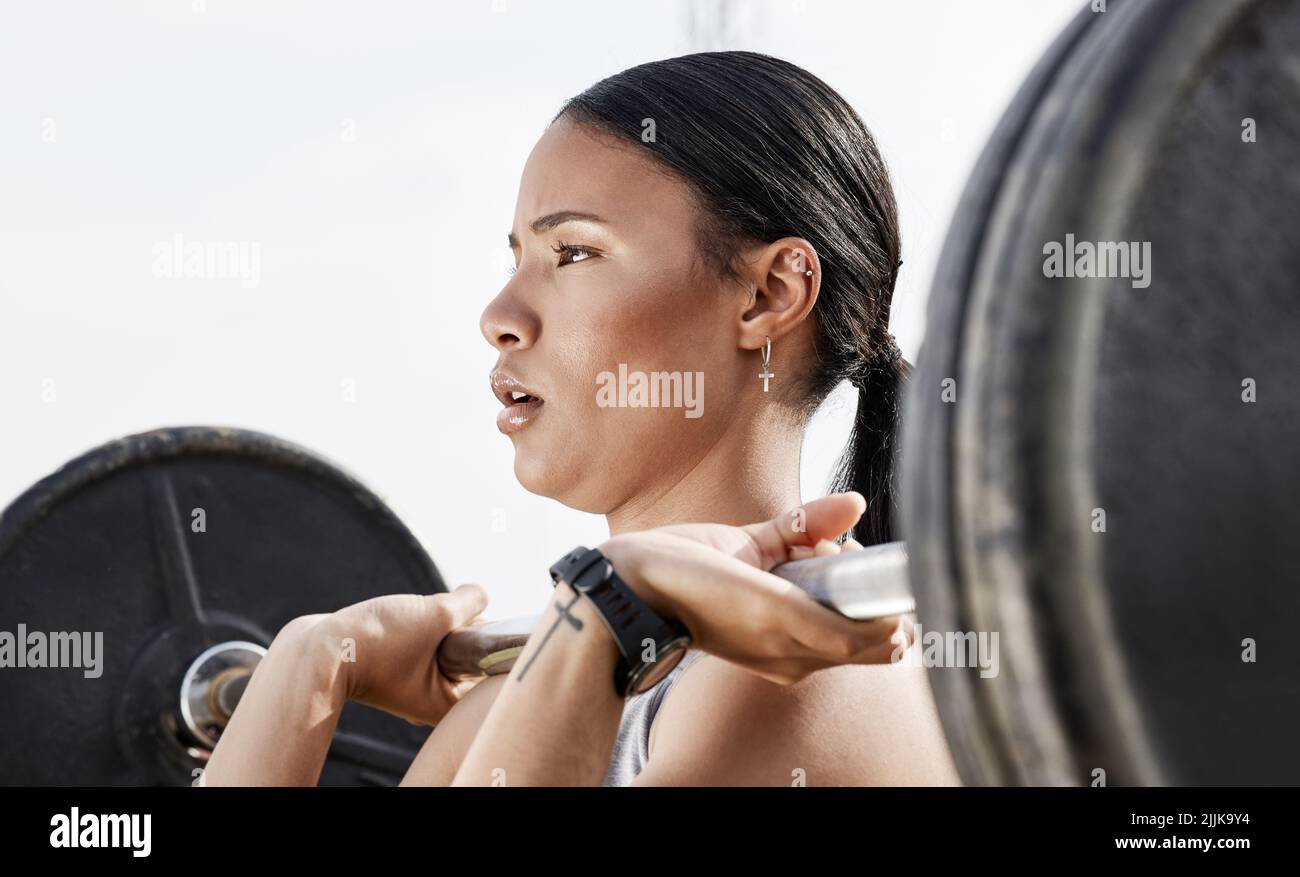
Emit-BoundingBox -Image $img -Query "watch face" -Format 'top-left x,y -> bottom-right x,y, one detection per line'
626,638 -> 690,696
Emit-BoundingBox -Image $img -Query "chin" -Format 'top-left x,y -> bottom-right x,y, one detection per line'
512,450 -> 614,514
512,445 -> 567,499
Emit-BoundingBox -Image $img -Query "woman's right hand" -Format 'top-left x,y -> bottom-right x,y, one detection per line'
203,585 -> 487,786
311,583 -> 491,727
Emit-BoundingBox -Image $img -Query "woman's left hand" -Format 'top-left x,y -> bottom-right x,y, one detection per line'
597,492 -> 914,685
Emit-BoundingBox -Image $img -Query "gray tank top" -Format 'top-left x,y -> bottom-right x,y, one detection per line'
601,648 -> 707,786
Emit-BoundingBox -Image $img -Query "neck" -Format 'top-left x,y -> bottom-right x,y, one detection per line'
604,410 -> 804,534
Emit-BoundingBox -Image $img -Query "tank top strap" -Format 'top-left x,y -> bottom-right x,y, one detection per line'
601,647 -> 707,786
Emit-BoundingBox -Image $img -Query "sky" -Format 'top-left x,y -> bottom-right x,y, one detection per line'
0,0 -> 1083,619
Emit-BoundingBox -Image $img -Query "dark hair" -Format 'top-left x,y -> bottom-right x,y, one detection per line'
555,50 -> 907,545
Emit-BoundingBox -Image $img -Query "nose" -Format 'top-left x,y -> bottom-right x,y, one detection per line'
479,285 -> 540,352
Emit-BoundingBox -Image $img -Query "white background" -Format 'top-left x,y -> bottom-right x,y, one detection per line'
0,0 -> 1082,620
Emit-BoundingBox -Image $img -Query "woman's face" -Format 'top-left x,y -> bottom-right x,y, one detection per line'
481,115 -> 748,514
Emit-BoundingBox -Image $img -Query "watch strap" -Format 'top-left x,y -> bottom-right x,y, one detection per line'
550,546 -> 690,696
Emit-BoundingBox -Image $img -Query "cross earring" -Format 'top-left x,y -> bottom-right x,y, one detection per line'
759,335 -> 774,392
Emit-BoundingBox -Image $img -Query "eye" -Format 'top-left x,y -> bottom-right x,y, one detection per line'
551,241 -> 597,267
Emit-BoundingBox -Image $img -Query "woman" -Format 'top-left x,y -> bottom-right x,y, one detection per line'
204,51 -> 958,787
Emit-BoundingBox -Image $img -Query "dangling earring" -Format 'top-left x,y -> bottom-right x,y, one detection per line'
759,335 -> 774,393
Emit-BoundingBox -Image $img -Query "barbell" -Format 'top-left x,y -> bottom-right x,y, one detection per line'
0,426 -> 910,785
2,0 -> 1297,786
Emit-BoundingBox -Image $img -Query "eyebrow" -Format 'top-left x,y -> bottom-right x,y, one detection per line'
507,210 -> 607,248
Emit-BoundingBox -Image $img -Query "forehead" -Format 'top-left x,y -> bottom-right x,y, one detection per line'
513,116 -> 699,239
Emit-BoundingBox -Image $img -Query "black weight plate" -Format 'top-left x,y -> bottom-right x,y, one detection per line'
0,426 -> 446,786
904,0 -> 1300,786
1092,0 -> 1300,786
901,0 -> 1103,788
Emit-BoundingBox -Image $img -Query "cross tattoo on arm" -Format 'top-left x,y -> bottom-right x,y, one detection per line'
516,588 -> 585,682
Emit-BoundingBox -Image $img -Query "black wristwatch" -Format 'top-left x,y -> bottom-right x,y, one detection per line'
549,546 -> 692,698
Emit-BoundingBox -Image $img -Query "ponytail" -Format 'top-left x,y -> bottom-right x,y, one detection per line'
831,349 -> 909,546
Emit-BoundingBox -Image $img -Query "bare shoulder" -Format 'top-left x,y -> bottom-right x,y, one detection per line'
640,651 -> 961,786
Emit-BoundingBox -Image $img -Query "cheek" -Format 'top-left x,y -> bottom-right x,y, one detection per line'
552,271 -> 728,440
566,267 -> 724,374
518,263 -> 734,509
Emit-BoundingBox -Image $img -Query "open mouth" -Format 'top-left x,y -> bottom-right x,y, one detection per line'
491,371 -> 546,434
496,393 -> 544,435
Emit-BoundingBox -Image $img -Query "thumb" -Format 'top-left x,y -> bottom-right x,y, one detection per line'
799,492 -> 868,544
743,492 -> 868,567
435,583 -> 490,629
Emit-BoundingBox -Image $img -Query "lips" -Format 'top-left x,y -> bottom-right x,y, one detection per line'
490,370 -> 545,435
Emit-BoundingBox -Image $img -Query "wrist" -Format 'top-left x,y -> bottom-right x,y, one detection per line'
573,538 -> 693,697
547,578 -> 623,667
597,534 -> 674,618
272,614 -> 351,711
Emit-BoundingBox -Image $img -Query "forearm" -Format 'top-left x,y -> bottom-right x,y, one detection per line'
451,580 -> 624,786
201,616 -> 348,786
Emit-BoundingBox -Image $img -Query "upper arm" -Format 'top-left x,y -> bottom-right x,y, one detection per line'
633,654 -> 961,787
398,673 -> 508,786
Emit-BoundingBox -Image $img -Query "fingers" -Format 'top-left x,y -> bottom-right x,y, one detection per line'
814,538 -> 840,557
447,676 -> 483,701
848,614 -> 915,665
786,538 -> 843,563
782,593 -> 915,667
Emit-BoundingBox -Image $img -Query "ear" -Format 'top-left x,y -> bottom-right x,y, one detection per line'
735,237 -> 820,352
